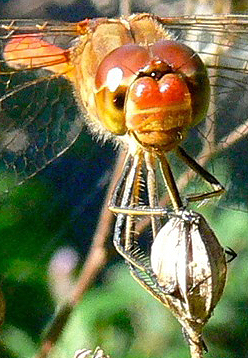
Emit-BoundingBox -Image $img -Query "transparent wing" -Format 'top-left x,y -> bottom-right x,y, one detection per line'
159,15 -> 248,211
0,20 -> 84,192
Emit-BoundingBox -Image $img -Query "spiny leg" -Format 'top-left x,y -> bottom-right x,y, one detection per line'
176,146 -> 225,203
111,150 -> 153,271
112,150 -> 183,294
225,246 -> 237,263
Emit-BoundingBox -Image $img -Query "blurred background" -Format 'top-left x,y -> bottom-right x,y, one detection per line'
0,1 -> 248,357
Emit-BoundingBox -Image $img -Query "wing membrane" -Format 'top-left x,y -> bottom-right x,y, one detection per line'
0,20 -> 84,192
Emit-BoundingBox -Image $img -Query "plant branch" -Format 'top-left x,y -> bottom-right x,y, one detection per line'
34,150 -> 126,358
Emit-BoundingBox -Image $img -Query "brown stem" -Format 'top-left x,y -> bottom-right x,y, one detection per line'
34,150 -> 126,358
119,0 -> 131,16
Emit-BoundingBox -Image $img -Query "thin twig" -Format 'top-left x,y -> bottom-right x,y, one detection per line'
34,150 -> 126,358
119,0 -> 131,16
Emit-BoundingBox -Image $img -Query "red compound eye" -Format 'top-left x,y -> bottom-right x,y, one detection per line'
150,40 -> 210,126
94,44 -> 151,135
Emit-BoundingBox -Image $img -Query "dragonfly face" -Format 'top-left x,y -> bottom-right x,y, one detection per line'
93,31 -> 210,150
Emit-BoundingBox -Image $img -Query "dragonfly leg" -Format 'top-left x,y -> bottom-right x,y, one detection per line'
111,150 -> 177,272
113,209 -> 177,296
113,212 -> 153,272
225,246 -> 237,263
128,263 -> 177,305
176,146 -> 225,203
109,151 -> 175,217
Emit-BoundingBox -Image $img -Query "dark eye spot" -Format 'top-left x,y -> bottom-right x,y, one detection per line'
113,92 -> 125,110
150,70 -> 163,80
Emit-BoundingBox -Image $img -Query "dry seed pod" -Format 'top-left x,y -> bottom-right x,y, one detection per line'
151,211 -> 227,353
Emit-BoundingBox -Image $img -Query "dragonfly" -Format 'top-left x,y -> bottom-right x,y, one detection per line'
0,13 -> 244,260
0,12 -> 246,353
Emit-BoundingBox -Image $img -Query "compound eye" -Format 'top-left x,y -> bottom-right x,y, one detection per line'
151,40 -> 210,126
95,44 -> 150,135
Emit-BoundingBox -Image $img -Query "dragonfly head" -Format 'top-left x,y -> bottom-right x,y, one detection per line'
94,40 -> 210,151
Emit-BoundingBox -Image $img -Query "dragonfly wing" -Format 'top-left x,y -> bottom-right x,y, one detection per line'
0,20 -> 85,192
